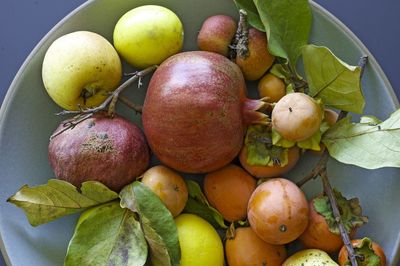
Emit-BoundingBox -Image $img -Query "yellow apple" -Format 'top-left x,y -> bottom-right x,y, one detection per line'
42,31 -> 122,110
283,249 -> 338,266
113,5 -> 184,68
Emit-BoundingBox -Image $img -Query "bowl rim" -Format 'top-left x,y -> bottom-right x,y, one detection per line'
0,1 -> 399,265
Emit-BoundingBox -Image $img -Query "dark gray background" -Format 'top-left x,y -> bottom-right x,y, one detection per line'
0,1 -> 399,265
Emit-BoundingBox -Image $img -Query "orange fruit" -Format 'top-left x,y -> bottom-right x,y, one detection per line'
204,164 -> 256,222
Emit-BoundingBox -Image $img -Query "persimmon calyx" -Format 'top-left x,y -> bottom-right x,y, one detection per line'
313,190 -> 369,235
244,125 -> 289,167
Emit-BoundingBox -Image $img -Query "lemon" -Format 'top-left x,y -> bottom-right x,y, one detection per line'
113,5 -> 184,68
175,213 -> 224,266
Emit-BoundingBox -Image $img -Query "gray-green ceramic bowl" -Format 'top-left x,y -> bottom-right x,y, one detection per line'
0,0 -> 399,265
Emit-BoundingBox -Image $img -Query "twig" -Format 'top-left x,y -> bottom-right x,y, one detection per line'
118,95 -> 143,114
50,113 -> 93,140
56,65 -> 156,116
296,151 -> 329,187
358,55 -> 368,77
321,169 -> 358,266
50,65 -> 156,140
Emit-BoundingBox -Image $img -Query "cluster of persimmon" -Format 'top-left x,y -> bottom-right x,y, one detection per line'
194,14 -> 386,265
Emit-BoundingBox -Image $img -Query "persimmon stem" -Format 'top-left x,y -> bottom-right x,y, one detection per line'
50,65 -> 156,140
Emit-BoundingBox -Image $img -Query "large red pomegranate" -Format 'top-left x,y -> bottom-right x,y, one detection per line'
48,112 -> 150,191
142,51 -> 267,173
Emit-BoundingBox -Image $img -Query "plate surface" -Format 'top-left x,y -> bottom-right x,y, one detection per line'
0,0 -> 399,265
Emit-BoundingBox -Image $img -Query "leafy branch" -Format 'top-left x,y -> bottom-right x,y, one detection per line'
297,55 -> 368,266
320,169 -> 359,265
50,65 -> 156,140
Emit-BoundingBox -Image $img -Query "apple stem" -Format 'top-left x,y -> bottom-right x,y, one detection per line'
50,65 -> 157,139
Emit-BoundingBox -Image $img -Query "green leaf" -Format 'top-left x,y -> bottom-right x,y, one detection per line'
232,0 -> 264,32
322,110 -> 400,169
343,237 -> 381,266
271,128 -> 296,148
360,115 -> 382,125
185,180 -> 208,205
7,179 -> 118,226
184,180 -> 227,229
245,125 -> 289,166
302,45 -> 365,114
183,198 -> 227,229
65,201 -> 147,266
313,190 -> 368,235
120,182 -> 180,266
254,0 -> 312,71
269,64 -> 291,83
286,83 -> 295,94
297,129 -> 322,151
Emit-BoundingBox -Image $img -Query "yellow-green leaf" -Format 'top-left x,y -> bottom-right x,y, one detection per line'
302,45 -> 365,114
322,110 -> 400,169
7,179 -> 118,226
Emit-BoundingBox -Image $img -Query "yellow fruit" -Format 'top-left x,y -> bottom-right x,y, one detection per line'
175,214 -> 224,266
113,5 -> 184,68
42,31 -> 122,110
283,249 -> 338,266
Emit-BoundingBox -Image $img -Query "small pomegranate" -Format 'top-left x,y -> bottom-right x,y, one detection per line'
49,112 -> 149,191
142,51 -> 267,173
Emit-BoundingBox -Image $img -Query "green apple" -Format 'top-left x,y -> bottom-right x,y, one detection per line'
283,249 -> 338,266
113,5 -> 184,68
42,31 -> 122,110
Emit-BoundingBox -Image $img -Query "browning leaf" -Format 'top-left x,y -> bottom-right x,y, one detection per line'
64,201 -> 147,266
119,182 -> 180,266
